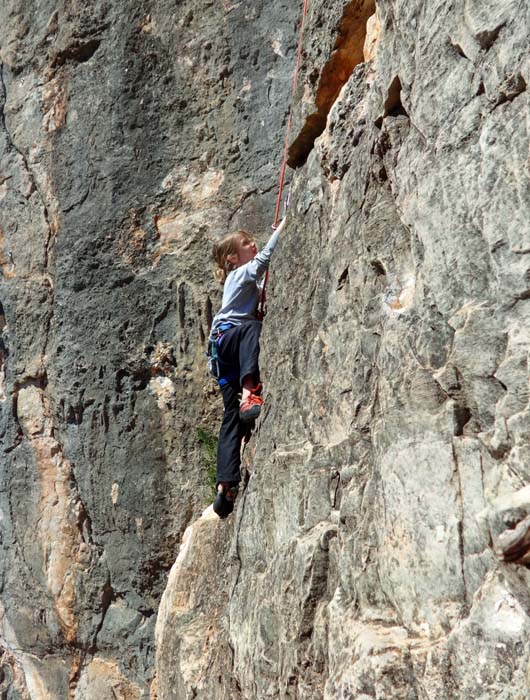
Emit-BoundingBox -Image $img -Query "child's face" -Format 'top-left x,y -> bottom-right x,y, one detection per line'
229,236 -> 257,267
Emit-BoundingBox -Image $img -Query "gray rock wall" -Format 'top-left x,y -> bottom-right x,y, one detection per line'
0,0 -> 299,696
156,1 -> 530,699
1,0 -> 529,698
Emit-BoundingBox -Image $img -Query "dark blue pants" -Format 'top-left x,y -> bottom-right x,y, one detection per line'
216,321 -> 261,484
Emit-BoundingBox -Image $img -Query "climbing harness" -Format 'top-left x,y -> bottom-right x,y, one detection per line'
206,323 -> 236,385
257,0 -> 309,320
207,336 -> 221,379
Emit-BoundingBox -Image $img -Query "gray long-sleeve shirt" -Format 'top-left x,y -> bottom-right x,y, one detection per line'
210,227 -> 281,336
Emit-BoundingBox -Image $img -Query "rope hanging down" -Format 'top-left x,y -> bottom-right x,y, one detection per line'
258,0 -> 309,320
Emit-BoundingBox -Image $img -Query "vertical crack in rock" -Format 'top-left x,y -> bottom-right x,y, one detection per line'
451,441 -> 469,611
67,651 -> 83,700
287,0 -> 376,167
14,376 -> 103,695
0,64 -> 90,672
229,468 -> 253,603
0,62 -> 57,370
0,64 -> 56,272
0,302 -> 7,403
0,64 -> 96,682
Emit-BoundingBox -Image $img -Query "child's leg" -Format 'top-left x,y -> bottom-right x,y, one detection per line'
216,321 -> 262,427
237,320 -> 262,393
216,380 -> 246,485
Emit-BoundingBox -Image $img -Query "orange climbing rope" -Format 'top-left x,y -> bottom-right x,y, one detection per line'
258,0 -> 309,320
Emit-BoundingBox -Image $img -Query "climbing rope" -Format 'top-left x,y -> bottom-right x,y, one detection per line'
258,0 -> 309,320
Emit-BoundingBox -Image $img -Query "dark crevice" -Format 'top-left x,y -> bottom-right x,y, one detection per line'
205,296 -> 214,334
51,39 -> 101,68
229,469 -> 252,600
9,392 -> 24,449
475,22 -> 506,51
336,267 -> 349,290
178,283 -> 186,328
454,405 -> 472,436
451,443 -> 470,609
377,163 -> 388,181
370,260 -> 386,276
68,652 -> 84,699
75,497 -> 94,545
492,73 -> 527,109
13,373 -> 49,393
287,0 -> 376,167
383,75 -> 407,117
66,404 -> 84,426
451,42 -> 468,60
115,360 -> 173,395
375,75 -> 408,129
499,520 -> 530,564
331,471 -> 341,509
457,519 -> 469,609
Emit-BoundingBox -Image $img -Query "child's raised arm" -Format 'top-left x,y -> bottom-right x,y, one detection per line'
245,218 -> 286,279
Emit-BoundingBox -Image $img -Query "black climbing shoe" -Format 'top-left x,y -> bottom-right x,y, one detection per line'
213,483 -> 239,519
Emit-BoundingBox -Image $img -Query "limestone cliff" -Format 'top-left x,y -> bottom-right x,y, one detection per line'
1,0 -> 530,699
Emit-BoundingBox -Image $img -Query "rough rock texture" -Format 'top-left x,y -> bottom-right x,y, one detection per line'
156,0 -> 530,699
0,0 -> 299,697
1,0 -> 530,698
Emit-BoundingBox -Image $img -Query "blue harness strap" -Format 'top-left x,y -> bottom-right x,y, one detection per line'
217,322 -> 235,332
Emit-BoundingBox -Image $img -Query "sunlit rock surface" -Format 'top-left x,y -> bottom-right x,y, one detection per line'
157,0 -> 530,699
1,0 -> 529,698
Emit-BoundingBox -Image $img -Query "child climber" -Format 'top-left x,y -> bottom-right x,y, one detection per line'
208,218 -> 286,518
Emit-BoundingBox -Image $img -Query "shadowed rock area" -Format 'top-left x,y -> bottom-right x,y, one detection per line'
1,0 -> 530,698
0,0 -> 299,696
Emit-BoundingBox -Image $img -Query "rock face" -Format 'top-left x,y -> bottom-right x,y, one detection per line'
0,0 -> 298,696
1,0 -> 530,698
155,0 -> 530,699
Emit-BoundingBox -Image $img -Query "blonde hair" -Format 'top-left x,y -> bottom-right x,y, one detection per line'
212,230 -> 255,283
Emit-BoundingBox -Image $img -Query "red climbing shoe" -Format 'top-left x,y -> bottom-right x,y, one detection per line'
239,384 -> 263,423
